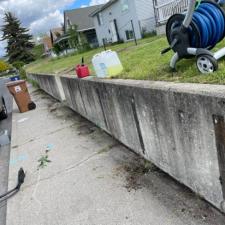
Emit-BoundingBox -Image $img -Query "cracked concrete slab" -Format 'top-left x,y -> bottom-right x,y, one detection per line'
6,87 -> 225,225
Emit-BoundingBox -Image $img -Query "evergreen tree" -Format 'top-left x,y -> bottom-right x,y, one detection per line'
1,12 -> 34,64
68,25 -> 79,49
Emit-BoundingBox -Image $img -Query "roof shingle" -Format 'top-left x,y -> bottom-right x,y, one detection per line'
64,5 -> 102,31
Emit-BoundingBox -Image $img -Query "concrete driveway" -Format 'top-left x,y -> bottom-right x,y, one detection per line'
5,86 -> 225,225
0,78 -> 13,225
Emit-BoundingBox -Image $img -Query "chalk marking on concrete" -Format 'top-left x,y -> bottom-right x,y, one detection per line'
31,170 -> 42,215
17,118 -> 29,123
20,144 -> 117,191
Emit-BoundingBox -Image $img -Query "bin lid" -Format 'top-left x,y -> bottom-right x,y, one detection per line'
6,80 -> 26,87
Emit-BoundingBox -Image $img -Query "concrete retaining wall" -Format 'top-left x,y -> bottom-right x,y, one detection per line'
29,73 -> 225,212
27,73 -> 65,101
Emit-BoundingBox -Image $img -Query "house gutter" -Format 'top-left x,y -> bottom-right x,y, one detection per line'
89,0 -> 118,17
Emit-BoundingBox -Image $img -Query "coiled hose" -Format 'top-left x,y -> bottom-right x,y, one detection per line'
190,1 -> 225,48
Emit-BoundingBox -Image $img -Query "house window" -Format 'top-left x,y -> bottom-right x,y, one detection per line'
97,13 -> 103,26
125,30 -> 134,40
121,0 -> 129,12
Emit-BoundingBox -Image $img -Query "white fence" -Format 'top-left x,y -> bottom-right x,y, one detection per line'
154,0 -> 189,25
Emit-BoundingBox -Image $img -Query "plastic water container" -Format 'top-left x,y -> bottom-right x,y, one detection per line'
92,50 -> 123,78
92,53 -> 106,78
103,50 -> 123,76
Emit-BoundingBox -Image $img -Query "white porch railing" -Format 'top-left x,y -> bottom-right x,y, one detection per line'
154,0 -> 189,25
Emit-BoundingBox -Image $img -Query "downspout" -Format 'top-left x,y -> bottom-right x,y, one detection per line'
113,19 -> 120,41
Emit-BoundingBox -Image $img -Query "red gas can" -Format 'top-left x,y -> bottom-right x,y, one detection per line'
75,57 -> 90,78
76,64 -> 90,78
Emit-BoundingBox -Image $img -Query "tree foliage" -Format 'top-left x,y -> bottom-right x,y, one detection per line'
0,60 -> 10,73
32,44 -> 45,59
1,12 -> 34,64
52,24 -> 91,55
67,25 -> 90,51
68,25 -> 80,49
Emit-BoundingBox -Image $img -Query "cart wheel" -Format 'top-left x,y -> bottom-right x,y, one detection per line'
196,55 -> 218,74
0,98 -> 7,121
28,101 -> 36,111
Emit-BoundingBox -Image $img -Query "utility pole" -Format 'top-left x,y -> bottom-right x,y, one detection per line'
131,20 -> 137,46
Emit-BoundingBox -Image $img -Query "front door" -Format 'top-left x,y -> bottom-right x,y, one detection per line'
110,20 -> 118,43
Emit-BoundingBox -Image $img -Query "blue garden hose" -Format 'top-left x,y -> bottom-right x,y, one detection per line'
190,2 -> 225,48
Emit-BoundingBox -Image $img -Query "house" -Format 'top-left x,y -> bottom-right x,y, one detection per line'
90,0 -> 156,46
42,36 -> 53,56
50,27 -> 64,45
153,0 -> 188,34
64,5 -> 102,48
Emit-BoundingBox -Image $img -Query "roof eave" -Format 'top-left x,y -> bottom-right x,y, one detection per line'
90,0 -> 118,17
77,27 -> 96,32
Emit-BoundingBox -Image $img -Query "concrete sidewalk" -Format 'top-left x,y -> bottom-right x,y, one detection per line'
6,87 -> 225,225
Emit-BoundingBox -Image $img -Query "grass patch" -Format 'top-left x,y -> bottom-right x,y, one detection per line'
26,36 -> 225,84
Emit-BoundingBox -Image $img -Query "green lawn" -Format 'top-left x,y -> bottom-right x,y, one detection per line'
26,36 -> 225,84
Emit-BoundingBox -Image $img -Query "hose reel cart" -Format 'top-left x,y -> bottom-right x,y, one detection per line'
162,0 -> 225,73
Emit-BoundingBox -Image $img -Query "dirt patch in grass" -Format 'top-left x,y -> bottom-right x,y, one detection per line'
59,66 -> 75,75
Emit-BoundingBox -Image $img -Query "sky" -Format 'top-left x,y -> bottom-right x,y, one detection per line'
0,0 -> 109,57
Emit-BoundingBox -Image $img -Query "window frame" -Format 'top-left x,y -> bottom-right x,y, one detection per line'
125,30 -> 134,40
121,0 -> 129,12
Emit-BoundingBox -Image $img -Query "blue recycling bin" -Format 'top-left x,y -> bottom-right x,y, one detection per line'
10,75 -> 20,81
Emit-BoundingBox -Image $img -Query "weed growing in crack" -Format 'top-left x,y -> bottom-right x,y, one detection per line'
37,155 -> 51,169
37,147 -> 52,170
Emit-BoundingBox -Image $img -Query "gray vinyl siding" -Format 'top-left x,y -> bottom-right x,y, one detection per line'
93,0 -> 156,46
134,0 -> 156,33
93,0 -> 142,46
134,0 -> 155,20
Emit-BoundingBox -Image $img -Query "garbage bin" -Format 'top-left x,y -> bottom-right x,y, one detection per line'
6,80 -> 36,113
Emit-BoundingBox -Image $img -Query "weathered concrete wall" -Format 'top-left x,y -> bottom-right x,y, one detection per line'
29,73 -> 225,212
27,73 -> 65,101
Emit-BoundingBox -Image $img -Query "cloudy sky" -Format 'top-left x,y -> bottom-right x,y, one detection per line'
0,0 -> 109,57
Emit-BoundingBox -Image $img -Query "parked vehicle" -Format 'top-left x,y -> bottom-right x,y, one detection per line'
0,96 -> 7,120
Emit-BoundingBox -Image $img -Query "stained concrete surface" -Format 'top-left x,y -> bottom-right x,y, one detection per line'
0,78 -> 13,225
6,87 -> 225,225
59,76 -> 225,211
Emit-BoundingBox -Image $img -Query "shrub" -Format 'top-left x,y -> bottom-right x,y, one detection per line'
32,44 -> 45,59
53,43 -> 61,56
142,30 -> 157,38
12,61 -> 25,70
0,60 -> 10,73
19,67 -> 27,80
